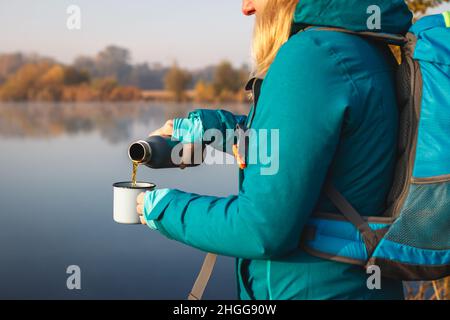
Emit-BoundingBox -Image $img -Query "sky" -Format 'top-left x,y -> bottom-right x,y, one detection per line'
0,0 -> 254,69
0,1 -> 449,69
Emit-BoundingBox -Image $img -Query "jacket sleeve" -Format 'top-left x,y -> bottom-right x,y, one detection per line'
173,109 -> 247,154
146,34 -> 356,259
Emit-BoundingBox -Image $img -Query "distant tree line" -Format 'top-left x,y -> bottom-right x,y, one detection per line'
164,61 -> 249,103
73,46 -> 168,90
0,56 -> 141,102
0,48 -> 249,102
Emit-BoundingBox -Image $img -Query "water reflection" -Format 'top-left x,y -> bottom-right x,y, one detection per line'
0,101 -> 249,299
0,102 -> 250,143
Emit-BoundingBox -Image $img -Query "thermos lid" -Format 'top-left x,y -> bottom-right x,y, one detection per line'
128,140 -> 151,163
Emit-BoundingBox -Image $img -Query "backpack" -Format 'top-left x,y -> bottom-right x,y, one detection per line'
300,12 -> 450,281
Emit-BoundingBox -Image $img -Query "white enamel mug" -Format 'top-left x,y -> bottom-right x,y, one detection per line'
113,182 -> 156,224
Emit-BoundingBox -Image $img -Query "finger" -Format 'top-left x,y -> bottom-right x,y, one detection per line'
137,192 -> 146,204
140,216 -> 147,225
148,130 -> 161,137
136,204 -> 144,215
165,121 -> 174,134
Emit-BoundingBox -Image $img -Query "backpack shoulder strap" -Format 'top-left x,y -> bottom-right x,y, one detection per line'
323,182 -> 372,234
303,26 -> 408,45
323,182 -> 383,255
187,253 -> 217,300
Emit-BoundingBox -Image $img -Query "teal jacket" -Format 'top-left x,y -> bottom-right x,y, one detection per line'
144,0 -> 413,300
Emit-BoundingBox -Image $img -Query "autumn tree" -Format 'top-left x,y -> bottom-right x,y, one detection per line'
194,80 -> 216,102
212,61 -> 244,95
95,46 -> 132,83
0,62 -> 53,101
0,53 -> 55,85
90,77 -> 119,100
407,0 -> 450,16
164,62 -> 192,102
63,67 -> 90,85
0,53 -> 25,84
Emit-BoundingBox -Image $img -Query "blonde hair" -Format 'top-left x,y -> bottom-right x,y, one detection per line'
252,0 -> 298,77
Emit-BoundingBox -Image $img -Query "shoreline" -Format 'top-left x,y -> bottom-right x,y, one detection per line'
0,89 -> 248,103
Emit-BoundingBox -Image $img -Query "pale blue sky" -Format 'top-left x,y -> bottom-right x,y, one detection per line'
0,1 -> 449,69
0,0 -> 254,68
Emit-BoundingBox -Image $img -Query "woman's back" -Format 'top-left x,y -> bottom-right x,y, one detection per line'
240,29 -> 403,300
307,30 -> 399,217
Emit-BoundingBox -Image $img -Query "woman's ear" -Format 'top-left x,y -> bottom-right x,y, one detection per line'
242,0 -> 256,16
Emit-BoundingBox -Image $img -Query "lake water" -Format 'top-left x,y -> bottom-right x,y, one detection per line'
0,102 -> 250,300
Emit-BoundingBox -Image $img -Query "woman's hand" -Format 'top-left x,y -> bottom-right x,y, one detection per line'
149,118 -> 190,169
137,189 -> 172,228
137,192 -> 146,225
149,119 -> 174,137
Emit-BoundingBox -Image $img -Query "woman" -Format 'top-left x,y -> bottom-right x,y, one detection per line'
136,0 -> 413,300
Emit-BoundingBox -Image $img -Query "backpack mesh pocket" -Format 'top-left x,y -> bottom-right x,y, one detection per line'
385,181 -> 450,250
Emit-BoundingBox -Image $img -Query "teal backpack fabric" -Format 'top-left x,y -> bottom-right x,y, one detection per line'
143,0 -> 413,299
301,12 -> 450,281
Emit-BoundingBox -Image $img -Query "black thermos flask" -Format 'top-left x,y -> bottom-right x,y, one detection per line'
128,136 -> 204,169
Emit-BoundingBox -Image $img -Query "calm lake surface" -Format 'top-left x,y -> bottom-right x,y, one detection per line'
0,101 -> 250,299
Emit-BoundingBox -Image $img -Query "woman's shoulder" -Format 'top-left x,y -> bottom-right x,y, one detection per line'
277,29 -> 394,76
268,28 -> 395,107
271,29 -> 363,79
266,29 -> 363,97
284,28 -> 376,53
